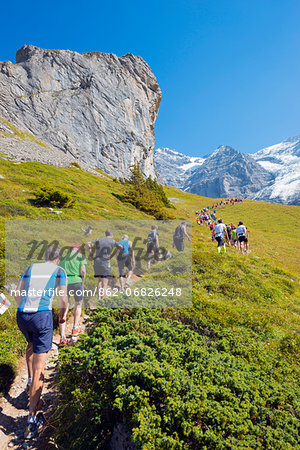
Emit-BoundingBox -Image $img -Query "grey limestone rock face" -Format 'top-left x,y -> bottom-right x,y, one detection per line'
0,45 -> 162,177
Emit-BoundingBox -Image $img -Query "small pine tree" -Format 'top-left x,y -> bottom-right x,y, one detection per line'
145,176 -> 172,207
123,163 -> 173,219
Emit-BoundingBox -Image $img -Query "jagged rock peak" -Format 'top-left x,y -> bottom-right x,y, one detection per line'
209,145 -> 240,157
0,44 -> 162,177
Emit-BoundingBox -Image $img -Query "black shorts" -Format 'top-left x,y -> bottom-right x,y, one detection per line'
17,310 -> 53,354
94,259 -> 112,278
117,255 -> 132,277
173,237 -> 184,252
238,236 -> 248,243
67,282 -> 83,302
147,242 -> 158,255
216,236 -> 224,247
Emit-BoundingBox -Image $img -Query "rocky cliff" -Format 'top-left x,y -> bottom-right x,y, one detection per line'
0,45 -> 161,177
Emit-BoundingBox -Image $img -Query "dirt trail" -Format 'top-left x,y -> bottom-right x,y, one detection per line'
0,276 -> 144,449
0,318 -> 85,450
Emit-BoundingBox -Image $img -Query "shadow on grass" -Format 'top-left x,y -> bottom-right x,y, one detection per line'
111,192 -> 124,202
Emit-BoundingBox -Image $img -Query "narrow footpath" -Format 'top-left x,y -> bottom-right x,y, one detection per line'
0,318 -> 85,450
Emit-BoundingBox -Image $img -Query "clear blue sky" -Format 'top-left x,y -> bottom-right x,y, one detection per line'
1,0 -> 299,156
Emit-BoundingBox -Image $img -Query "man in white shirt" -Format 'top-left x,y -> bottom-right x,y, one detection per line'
214,219 -> 228,254
236,221 -> 249,254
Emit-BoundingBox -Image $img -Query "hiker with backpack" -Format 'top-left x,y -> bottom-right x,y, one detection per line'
214,219 -> 228,254
88,229 -> 118,299
231,226 -> 237,248
226,224 -> 232,245
236,221 -> 249,254
146,224 -> 159,269
59,243 -> 87,342
116,234 -> 135,290
173,221 -> 191,252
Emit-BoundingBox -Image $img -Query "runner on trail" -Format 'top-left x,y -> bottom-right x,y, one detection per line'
117,234 -> 135,290
88,229 -> 117,299
231,226 -> 237,248
59,244 -> 87,340
214,219 -> 228,254
236,221 -> 249,254
173,221 -> 191,252
211,226 -> 216,241
226,224 -> 232,245
15,244 -> 68,439
146,224 -> 159,269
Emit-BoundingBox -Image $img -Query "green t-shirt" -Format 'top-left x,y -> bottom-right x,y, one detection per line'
59,249 -> 87,284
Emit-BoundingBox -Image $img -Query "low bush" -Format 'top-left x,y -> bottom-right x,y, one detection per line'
52,309 -> 299,449
122,163 -> 173,219
0,314 -> 26,395
32,185 -> 76,208
70,162 -> 82,170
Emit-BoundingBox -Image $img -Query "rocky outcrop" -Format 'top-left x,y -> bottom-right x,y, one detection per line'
0,117 -> 103,176
0,45 -> 161,177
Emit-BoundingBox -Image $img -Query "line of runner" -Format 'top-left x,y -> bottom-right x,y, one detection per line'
194,198 -> 249,254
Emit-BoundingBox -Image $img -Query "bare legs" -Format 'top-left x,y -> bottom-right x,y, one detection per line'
97,277 -> 109,299
28,352 -> 48,416
26,342 -> 33,380
59,307 -> 68,338
73,302 -> 82,328
147,251 -> 154,269
119,270 -> 133,291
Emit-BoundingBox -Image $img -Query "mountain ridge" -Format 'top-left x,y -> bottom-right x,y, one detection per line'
155,136 -> 300,205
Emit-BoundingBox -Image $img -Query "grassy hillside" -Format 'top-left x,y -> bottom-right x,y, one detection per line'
0,158 -> 299,448
164,186 -> 300,277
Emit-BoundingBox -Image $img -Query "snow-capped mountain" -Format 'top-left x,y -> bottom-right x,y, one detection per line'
184,145 -> 273,198
155,135 -> 300,205
252,136 -> 300,205
154,148 -> 204,188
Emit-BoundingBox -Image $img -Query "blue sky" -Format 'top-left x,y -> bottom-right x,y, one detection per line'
1,0 -> 299,156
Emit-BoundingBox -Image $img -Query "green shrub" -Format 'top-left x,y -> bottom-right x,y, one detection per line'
0,314 -> 27,395
32,185 -> 76,208
52,309 -> 300,449
70,162 -> 82,170
122,163 -> 174,219
145,176 -> 173,208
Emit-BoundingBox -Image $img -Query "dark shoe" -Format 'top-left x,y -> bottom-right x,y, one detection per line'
25,380 -> 31,395
24,421 -> 38,440
36,412 -> 46,430
24,413 -> 45,439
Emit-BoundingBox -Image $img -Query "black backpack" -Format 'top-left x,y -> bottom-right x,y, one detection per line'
174,225 -> 184,239
147,230 -> 157,244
